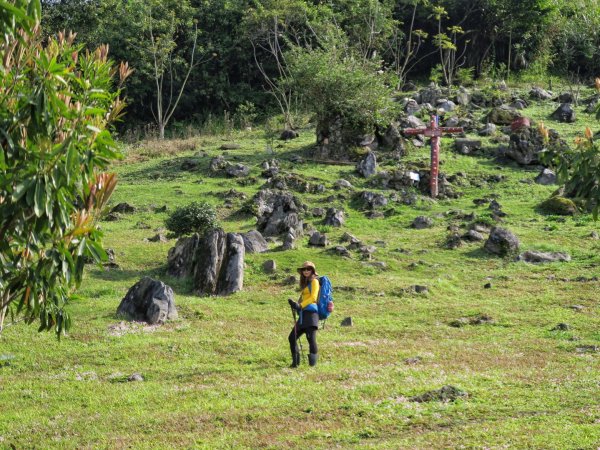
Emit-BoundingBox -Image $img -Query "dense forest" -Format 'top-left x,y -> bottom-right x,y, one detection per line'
42,0 -> 600,135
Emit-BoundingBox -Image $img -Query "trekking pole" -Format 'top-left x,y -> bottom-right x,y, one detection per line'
291,304 -> 304,358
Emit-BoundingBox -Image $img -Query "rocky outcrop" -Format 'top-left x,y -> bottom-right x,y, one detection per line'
250,189 -> 304,237
167,229 -> 244,296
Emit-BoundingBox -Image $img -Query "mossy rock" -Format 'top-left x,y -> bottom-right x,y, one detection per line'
540,196 -> 577,216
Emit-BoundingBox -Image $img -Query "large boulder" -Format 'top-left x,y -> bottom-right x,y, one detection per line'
484,227 -> 519,257
241,230 -> 269,253
167,229 -> 244,296
117,277 -> 177,324
540,196 -> 577,215
519,250 -> 571,263
506,127 -> 567,166
487,105 -> 521,125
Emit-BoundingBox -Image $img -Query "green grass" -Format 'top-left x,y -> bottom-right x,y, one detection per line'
1,92 -> 600,449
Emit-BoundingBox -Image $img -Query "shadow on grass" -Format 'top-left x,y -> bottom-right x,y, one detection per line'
463,247 -> 499,260
122,156 -> 212,182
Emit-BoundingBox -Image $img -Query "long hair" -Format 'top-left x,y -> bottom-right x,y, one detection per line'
299,270 -> 317,290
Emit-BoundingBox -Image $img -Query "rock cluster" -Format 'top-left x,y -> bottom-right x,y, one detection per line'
167,229 -> 244,296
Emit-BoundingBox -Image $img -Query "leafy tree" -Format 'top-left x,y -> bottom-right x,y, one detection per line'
288,40 -> 397,135
0,0 -> 127,335
540,125 -> 600,219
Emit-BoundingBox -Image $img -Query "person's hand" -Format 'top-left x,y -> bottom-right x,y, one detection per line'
288,298 -> 300,311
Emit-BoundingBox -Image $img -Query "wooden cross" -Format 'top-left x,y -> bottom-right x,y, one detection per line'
404,115 -> 463,197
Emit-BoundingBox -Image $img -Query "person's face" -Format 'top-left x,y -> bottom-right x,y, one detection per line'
302,268 -> 312,276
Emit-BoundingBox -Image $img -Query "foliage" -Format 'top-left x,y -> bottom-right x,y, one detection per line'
540,125 -> 600,219
0,0 -> 126,336
288,42 -> 398,134
165,201 -> 219,237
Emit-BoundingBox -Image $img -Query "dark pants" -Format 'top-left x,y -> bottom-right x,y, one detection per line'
288,325 -> 318,355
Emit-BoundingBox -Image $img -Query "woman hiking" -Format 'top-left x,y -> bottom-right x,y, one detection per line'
288,261 -> 320,368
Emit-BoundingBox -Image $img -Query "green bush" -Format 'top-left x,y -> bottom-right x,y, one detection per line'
165,202 -> 219,237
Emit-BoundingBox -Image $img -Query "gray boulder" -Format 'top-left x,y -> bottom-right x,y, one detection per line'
117,277 -> 177,324
356,151 -> 377,178
534,168 -> 557,185
167,229 -> 244,296
280,129 -> 299,140
404,98 -> 422,115
209,156 -> 228,172
110,202 -> 136,214
529,87 -> 553,100
455,138 -> 482,155
252,189 -> 304,237
309,231 -> 328,247
412,216 -> 434,229
550,103 -> 576,123
324,208 -> 345,227
360,191 -> 388,209
478,123 -> 497,136
225,163 -> 250,178
484,227 -> 519,257
241,230 -> 269,253
487,105 -> 521,125
382,123 -> 405,153
519,250 -> 571,263
419,83 -> 443,105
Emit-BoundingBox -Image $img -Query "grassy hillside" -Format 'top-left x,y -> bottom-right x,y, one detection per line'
1,87 -> 599,449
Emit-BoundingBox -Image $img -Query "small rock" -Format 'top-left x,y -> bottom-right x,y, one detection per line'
220,143 -> 241,150
410,385 -> 468,403
110,202 -> 136,214
411,216 -> 434,229
147,233 -> 168,243
484,282 -> 492,289
590,231 -> 599,240
283,275 -> 297,285
404,356 -> 422,365
280,129 -> 299,140
462,230 -> 485,242
449,318 -> 469,328
341,317 -> 353,327
324,208 -> 345,227
334,179 -> 353,189
332,246 -> 351,258
262,260 -> 276,274
551,323 -> 570,331
575,345 -> 599,354
127,373 -> 144,382
412,285 -> 428,294
568,305 -> 584,312
455,138 -> 482,154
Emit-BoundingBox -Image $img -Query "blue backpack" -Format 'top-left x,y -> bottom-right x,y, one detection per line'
308,276 -> 334,320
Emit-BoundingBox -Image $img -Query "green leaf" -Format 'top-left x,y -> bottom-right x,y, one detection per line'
11,178 -> 34,202
34,178 -> 45,217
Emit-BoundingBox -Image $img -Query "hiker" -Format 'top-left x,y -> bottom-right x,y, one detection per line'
288,261 -> 320,368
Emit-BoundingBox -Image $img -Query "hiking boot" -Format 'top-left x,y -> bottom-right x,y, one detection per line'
290,352 -> 300,368
308,353 -> 318,367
